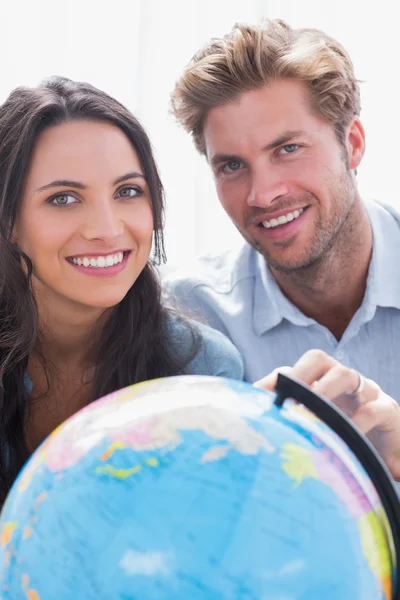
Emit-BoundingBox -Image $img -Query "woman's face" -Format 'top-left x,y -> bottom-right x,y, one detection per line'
14,120 -> 154,314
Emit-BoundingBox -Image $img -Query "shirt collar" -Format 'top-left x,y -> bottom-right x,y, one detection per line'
363,199 -> 400,310
253,252 -> 315,335
252,199 -> 400,336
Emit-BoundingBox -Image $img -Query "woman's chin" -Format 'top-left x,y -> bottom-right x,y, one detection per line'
72,291 -> 130,311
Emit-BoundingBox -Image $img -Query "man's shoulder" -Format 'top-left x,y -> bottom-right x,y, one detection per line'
366,198 -> 400,230
162,243 -> 259,298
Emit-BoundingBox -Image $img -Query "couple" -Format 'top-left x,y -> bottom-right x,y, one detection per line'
0,19 -> 398,503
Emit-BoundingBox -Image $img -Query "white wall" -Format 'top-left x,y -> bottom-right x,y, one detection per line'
1,0 -> 397,265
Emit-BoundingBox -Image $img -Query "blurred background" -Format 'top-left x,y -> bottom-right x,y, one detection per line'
2,0 -> 397,264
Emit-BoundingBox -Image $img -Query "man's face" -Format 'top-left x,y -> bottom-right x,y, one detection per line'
203,79 -> 364,272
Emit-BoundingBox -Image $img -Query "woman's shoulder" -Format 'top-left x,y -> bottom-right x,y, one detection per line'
164,311 -> 244,381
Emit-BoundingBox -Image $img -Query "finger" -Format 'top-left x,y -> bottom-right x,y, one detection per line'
255,350 -> 340,391
352,393 -> 400,475
289,349 -> 339,386
314,365 -> 361,398
313,369 -> 379,417
351,389 -> 398,435
351,394 -> 400,480
254,366 -> 293,391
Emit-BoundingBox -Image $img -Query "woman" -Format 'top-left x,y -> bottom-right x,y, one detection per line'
0,76 -> 243,503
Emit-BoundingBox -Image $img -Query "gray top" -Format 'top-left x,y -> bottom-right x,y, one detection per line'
14,313 -> 243,474
23,312 -> 244,396
165,312 -> 244,379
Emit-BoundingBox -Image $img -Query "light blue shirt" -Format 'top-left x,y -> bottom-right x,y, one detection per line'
163,199 -> 400,402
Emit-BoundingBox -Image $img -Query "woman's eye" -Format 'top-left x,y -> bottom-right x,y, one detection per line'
116,186 -> 141,198
280,144 -> 299,154
50,194 -> 77,206
221,159 -> 243,174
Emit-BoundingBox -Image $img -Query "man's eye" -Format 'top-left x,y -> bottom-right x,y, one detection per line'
280,144 -> 299,154
221,160 -> 243,173
116,186 -> 142,198
49,194 -> 77,206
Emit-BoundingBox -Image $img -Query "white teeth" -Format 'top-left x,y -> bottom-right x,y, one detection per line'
262,207 -> 305,229
71,252 -> 125,268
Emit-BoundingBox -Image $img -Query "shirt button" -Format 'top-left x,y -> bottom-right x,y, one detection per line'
336,350 -> 344,361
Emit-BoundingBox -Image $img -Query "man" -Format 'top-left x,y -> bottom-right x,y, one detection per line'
164,19 -> 400,403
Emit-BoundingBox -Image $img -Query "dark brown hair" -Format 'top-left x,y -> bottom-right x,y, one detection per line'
0,76 -> 195,502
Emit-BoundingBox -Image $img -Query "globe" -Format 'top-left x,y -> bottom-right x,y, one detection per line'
0,375 -> 396,599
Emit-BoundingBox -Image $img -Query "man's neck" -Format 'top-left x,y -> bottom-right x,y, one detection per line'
270,201 -> 373,340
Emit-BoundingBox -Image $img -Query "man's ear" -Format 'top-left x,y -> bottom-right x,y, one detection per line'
346,117 -> 366,172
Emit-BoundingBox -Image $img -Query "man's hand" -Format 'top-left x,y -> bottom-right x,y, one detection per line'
254,349 -> 400,481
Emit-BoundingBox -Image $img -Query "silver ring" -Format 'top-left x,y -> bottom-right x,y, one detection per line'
352,370 -> 365,396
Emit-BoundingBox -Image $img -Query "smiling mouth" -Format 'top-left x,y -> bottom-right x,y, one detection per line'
259,206 -> 309,229
66,251 -> 131,269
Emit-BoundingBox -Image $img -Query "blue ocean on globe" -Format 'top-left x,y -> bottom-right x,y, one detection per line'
0,375 -> 395,599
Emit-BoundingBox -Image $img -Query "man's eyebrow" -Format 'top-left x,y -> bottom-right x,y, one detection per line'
210,153 -> 240,168
210,130 -> 307,167
262,130 -> 307,151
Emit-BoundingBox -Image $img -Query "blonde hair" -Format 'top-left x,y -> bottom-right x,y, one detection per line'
171,19 -> 361,155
